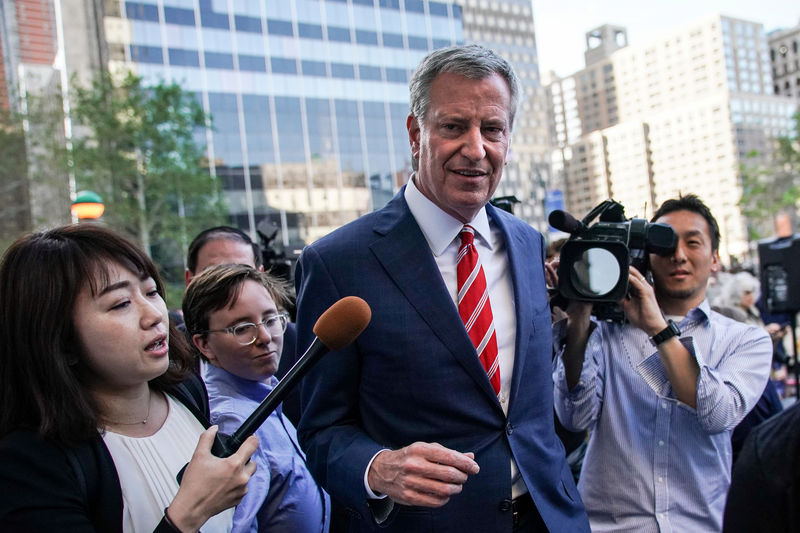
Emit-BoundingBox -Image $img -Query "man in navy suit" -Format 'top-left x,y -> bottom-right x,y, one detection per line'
294,44 -> 589,533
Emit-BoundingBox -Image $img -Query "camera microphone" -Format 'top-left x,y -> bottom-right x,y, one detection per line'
548,210 -> 586,235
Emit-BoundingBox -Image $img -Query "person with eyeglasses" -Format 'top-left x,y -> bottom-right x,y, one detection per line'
182,225 -> 302,428
183,264 -> 329,533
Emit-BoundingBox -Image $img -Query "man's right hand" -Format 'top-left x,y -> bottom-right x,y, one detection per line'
367,442 -> 479,507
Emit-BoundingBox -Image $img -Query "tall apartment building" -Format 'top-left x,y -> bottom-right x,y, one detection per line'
549,15 -> 797,261
769,19 -> 800,99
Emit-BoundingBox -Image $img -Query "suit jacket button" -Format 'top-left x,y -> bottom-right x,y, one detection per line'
499,498 -> 512,512
506,423 -> 514,435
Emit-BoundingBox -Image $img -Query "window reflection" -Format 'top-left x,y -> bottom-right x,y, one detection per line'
126,0 -> 459,246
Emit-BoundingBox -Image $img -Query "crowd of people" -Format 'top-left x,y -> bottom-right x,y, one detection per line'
1,43 -> 798,533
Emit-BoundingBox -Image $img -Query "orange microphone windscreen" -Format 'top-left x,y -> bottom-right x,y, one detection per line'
312,296 -> 372,351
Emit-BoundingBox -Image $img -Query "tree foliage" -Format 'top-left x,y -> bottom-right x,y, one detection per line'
69,71 -> 227,294
739,110 -> 800,240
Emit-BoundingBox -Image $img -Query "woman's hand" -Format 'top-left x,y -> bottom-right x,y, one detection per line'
167,426 -> 258,532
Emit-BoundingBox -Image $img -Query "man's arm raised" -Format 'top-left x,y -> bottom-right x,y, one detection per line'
622,267 -> 699,408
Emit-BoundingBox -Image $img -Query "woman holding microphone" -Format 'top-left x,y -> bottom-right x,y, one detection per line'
0,224 -> 258,532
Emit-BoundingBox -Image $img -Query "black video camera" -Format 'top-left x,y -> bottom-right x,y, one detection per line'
549,200 -> 677,321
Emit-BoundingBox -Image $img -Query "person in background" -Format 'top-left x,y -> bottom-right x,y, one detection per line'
294,44 -> 589,532
183,264 -> 328,533
545,238 -> 567,262
723,400 -> 800,533
184,226 -> 301,426
712,270 -> 784,463
0,224 -> 257,531
186,226 -> 264,286
553,194 -> 772,532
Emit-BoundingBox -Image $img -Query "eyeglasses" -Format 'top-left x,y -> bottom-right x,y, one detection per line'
203,313 -> 289,345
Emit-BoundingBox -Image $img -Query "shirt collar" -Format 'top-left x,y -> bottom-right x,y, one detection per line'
204,362 -> 278,401
404,173 -> 493,257
691,299 -> 712,322
667,299 -> 712,326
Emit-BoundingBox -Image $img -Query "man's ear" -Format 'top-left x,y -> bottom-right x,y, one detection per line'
711,250 -> 721,273
192,333 -> 217,364
407,114 -> 420,158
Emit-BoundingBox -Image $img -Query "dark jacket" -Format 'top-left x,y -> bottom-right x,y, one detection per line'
724,401 -> 800,533
0,374 -> 211,532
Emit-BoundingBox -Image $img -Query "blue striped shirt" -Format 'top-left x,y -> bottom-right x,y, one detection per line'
553,300 -> 772,533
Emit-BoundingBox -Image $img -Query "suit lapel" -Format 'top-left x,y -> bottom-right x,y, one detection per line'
487,205 -> 536,412
370,193 -> 504,408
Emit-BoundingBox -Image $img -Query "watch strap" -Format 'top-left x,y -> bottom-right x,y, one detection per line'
651,319 -> 681,346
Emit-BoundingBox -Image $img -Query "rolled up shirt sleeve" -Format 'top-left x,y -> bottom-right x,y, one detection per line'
637,322 -> 772,433
552,318 -> 606,432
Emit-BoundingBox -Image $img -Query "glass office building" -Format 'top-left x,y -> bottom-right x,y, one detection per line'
107,0 -> 465,249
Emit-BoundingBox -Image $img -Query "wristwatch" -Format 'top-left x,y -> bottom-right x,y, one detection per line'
651,319 -> 681,346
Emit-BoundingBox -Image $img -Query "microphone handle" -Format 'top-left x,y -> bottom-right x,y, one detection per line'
177,336 -> 331,484
227,336 -> 329,452
176,431 -> 235,483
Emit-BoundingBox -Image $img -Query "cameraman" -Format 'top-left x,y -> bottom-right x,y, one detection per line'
552,195 -> 772,532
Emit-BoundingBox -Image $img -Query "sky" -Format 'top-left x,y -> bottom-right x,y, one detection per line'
533,0 -> 800,78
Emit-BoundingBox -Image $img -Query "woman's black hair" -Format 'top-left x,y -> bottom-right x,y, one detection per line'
0,224 -> 193,445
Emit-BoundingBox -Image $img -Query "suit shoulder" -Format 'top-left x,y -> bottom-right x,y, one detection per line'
745,402 -> 800,485
306,210 -> 381,254
491,207 -> 544,250
493,207 -> 541,233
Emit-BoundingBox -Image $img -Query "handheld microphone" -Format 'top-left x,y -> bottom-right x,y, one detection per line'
178,296 -> 371,481
216,295 -> 371,456
548,210 -> 586,235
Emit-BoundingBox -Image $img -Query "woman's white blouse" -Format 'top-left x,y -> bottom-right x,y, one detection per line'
103,394 -> 234,533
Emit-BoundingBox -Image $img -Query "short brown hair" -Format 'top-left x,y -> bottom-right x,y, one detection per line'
182,264 -> 291,359
186,225 -> 262,274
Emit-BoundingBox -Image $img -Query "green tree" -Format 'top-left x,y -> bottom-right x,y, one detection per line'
739,110 -> 800,240
69,71 -> 227,299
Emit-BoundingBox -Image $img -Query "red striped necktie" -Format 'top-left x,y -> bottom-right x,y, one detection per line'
457,225 -> 501,395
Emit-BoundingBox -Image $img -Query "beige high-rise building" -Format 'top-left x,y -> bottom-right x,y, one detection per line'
769,19 -> 800,100
549,15 -> 797,261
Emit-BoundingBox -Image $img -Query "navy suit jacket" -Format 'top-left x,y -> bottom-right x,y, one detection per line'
295,189 -> 589,532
